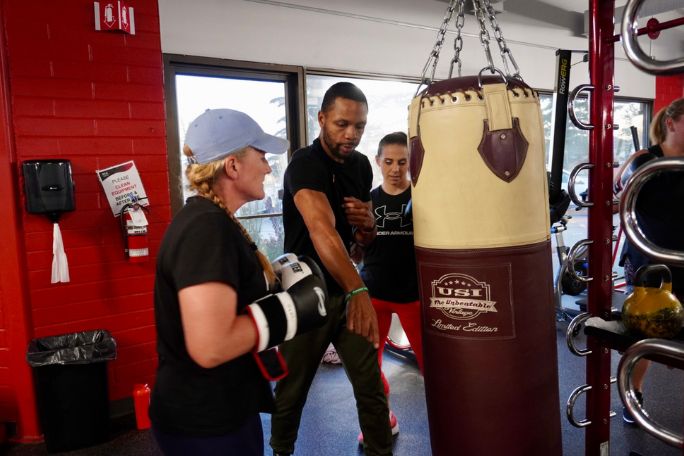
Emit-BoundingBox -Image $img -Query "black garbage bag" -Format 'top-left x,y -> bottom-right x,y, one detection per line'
26,330 -> 117,453
27,329 -> 116,367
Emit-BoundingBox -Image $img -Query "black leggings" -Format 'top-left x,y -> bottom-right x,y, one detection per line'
152,415 -> 264,456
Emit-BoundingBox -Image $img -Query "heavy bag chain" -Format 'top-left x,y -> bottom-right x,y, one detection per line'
417,0 -> 522,94
482,0 -> 521,80
447,0 -> 466,79
417,0 -> 460,93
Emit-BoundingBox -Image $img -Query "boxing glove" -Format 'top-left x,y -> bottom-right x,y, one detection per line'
271,253 -> 298,276
279,255 -> 327,294
246,273 -> 328,352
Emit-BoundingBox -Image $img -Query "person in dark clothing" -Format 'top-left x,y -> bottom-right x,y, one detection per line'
615,97 -> 684,423
270,83 -> 393,456
356,131 -> 424,445
151,108 -> 328,455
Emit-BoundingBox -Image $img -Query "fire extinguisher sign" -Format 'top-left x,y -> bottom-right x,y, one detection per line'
93,1 -> 136,35
96,160 -> 149,217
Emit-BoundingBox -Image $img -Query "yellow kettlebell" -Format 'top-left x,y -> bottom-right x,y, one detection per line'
622,264 -> 684,339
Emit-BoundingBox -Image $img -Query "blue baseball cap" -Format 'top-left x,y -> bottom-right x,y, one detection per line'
184,109 -> 289,164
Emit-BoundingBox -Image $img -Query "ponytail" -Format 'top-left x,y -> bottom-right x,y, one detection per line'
649,97 -> 684,145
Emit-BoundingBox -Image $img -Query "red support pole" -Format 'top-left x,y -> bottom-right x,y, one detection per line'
585,0 -> 616,454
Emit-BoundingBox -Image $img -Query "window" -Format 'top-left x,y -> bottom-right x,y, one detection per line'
164,55 -> 650,268
539,92 -> 650,283
540,92 -> 650,195
164,55 -> 304,258
306,74 -> 419,189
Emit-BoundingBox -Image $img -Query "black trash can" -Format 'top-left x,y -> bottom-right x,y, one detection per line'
27,329 -> 117,453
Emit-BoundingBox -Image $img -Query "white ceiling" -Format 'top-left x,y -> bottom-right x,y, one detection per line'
529,0 -> 628,13
436,0 -> 627,12
433,0 -> 684,40
438,0 -> 683,17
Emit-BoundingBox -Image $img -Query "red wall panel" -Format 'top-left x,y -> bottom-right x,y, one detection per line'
654,75 -> 684,114
0,0 -> 41,439
0,0 -> 170,435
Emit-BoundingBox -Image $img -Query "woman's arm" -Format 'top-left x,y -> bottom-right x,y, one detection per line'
179,282 -> 257,368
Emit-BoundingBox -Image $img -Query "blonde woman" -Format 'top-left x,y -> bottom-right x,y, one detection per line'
150,109 -> 328,455
615,98 -> 684,423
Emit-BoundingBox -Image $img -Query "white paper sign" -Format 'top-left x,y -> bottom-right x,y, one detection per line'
96,160 -> 149,216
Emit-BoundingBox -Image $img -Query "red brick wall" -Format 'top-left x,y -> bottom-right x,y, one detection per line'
0,0 -> 170,432
654,75 -> 684,114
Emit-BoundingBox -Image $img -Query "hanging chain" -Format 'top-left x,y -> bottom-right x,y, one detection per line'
417,0 -> 458,93
417,0 -> 525,90
483,0 -> 522,79
448,0 -> 467,79
474,0 -> 496,73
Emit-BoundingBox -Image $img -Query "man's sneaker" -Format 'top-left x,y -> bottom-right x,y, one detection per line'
357,410 -> 399,445
623,391 -> 644,424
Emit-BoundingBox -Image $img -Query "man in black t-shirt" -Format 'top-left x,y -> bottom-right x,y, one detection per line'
270,83 -> 393,456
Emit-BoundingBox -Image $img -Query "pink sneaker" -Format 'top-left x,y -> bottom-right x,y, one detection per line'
321,344 -> 342,364
357,410 -> 399,445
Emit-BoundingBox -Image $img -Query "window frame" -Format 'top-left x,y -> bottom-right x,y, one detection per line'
162,54 -> 307,215
537,89 -> 653,155
163,56 -> 653,211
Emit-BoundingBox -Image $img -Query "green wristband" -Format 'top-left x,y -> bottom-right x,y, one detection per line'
344,286 -> 369,303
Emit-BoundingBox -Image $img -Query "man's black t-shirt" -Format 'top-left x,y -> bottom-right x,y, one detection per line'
621,144 -> 684,295
283,138 -> 373,294
150,196 -> 273,436
360,186 -> 419,302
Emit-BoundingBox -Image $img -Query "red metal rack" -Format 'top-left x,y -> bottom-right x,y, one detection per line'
583,1 -> 684,454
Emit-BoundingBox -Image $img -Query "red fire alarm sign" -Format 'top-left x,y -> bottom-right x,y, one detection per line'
94,1 -> 135,35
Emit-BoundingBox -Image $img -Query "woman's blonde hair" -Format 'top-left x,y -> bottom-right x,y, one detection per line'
183,144 -> 277,287
650,97 -> 684,145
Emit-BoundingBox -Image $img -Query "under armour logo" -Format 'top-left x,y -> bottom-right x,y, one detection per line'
374,204 -> 411,228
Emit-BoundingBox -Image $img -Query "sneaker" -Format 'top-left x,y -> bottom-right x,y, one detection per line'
357,410 -> 399,445
321,343 -> 342,364
623,391 -> 644,424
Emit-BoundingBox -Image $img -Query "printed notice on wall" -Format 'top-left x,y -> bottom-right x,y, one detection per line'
96,160 -> 149,216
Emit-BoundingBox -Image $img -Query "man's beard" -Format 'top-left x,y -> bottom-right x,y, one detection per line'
322,132 -> 354,161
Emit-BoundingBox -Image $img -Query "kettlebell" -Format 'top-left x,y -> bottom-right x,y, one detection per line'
622,264 -> 684,338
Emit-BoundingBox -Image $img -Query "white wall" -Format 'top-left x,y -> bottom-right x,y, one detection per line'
158,0 -> 662,99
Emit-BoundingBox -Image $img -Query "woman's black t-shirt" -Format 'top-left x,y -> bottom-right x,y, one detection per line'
360,186 -> 419,302
621,144 -> 684,296
150,196 -> 273,436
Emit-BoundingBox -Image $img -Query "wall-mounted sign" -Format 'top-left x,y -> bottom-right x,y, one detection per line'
94,1 -> 135,35
96,161 -> 148,216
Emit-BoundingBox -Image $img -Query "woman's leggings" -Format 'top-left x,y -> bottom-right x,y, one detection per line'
152,414 -> 263,456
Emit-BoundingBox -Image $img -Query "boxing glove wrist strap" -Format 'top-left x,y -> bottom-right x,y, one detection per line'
344,286 -> 368,304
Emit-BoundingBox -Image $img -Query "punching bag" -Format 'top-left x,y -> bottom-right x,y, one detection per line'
408,75 -> 562,455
